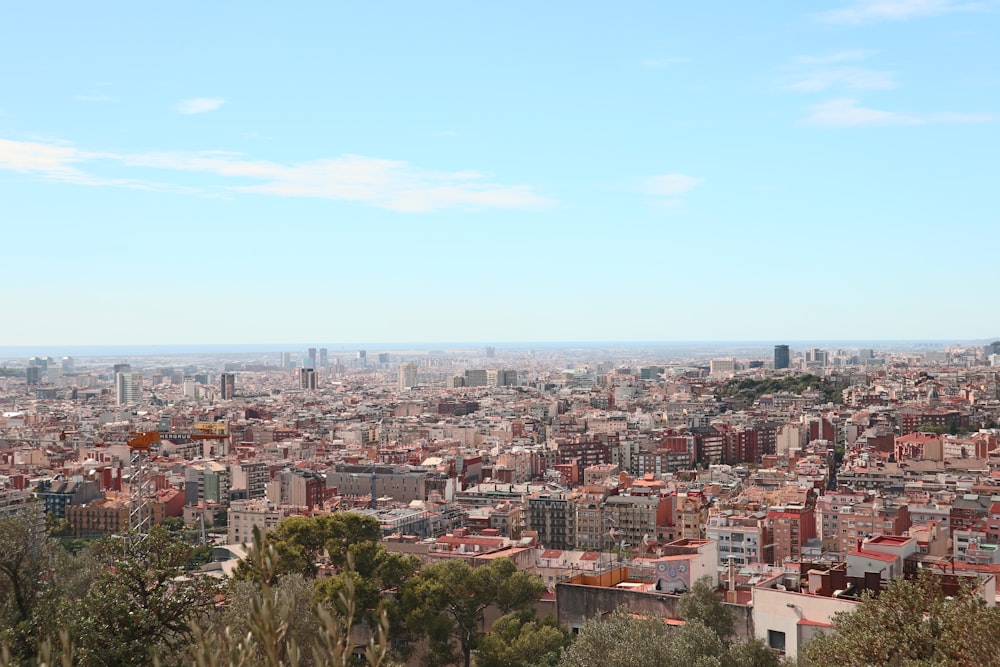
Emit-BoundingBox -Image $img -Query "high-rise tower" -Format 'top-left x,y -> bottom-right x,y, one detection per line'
398,363 -> 418,390
299,367 -> 317,391
115,365 -> 141,405
220,372 -> 236,399
774,345 -> 790,370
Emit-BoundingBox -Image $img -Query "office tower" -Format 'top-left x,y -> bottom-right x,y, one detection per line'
280,352 -> 292,369
465,369 -> 488,387
299,368 -> 317,391
710,358 -> 736,376
307,348 -> 317,369
804,348 -> 829,366
25,366 -> 42,385
357,350 -> 367,367
319,348 -> 328,367
220,372 -> 236,400
774,345 -> 790,369
115,367 -> 140,405
398,363 -> 418,390
61,357 -> 74,372
485,346 -> 496,359
377,352 -> 390,364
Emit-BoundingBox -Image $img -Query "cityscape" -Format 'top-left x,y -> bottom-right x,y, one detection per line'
4,340 -> 1000,664
3,0 -> 1000,665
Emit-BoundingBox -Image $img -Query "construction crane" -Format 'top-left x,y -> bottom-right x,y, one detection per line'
126,431 -> 159,541
125,428 -> 231,543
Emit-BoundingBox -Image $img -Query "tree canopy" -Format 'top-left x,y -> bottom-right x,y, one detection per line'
400,558 -> 546,667
233,512 -> 382,581
801,573 -> 1000,667
474,612 -> 568,667
720,375 -> 843,406
62,526 -> 223,667
559,580 -> 780,667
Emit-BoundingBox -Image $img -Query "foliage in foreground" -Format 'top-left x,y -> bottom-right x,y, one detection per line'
559,577 -> 780,667
801,572 -> 1000,667
474,612 -> 569,667
400,557 -> 548,667
0,514 -> 397,667
192,527 -> 395,667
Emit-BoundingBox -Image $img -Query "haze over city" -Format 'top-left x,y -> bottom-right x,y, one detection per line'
2,1 -> 999,345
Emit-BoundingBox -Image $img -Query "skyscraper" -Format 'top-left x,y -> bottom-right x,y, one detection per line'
319,348 -> 328,367
220,372 -> 236,400
774,345 -> 790,370
115,366 -> 140,405
299,367 -> 317,391
306,348 -> 317,369
280,352 -> 292,369
398,363 -> 418,390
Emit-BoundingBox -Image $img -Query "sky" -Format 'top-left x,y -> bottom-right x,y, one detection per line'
1,1 -> 998,347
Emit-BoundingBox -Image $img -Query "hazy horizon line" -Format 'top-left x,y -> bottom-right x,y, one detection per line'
1,337 -> 995,359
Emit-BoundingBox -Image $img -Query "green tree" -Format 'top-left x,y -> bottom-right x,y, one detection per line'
801,573 -> 1000,667
474,612 -> 568,667
557,602 -> 778,667
400,558 -> 546,667
235,512 -> 383,580
557,606 -> 685,667
916,422 -> 948,435
63,526 -> 223,666
0,507 -> 67,660
44,512 -> 73,538
314,541 -> 420,626
679,576 -> 734,639
194,526 -> 395,667
0,509 -> 47,628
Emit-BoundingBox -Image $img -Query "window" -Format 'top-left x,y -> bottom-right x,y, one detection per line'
768,630 -> 786,652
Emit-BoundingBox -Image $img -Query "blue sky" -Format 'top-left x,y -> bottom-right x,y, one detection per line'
1,1 -> 998,346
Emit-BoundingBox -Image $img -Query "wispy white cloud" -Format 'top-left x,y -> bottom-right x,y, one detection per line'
787,67 -> 897,92
174,97 -> 225,115
802,98 -> 995,126
794,50 -> 873,65
641,57 -> 691,69
819,0 -> 989,24
644,173 -> 704,196
0,137 -> 550,212
75,93 -> 115,103
642,173 -> 703,213
782,51 -> 896,92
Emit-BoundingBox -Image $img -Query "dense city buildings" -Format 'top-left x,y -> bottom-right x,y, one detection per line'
4,340 -> 1000,659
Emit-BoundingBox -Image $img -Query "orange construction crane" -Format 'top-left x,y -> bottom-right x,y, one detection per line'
125,429 -> 230,541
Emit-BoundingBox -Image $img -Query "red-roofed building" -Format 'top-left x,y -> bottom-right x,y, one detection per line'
767,505 -> 816,564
